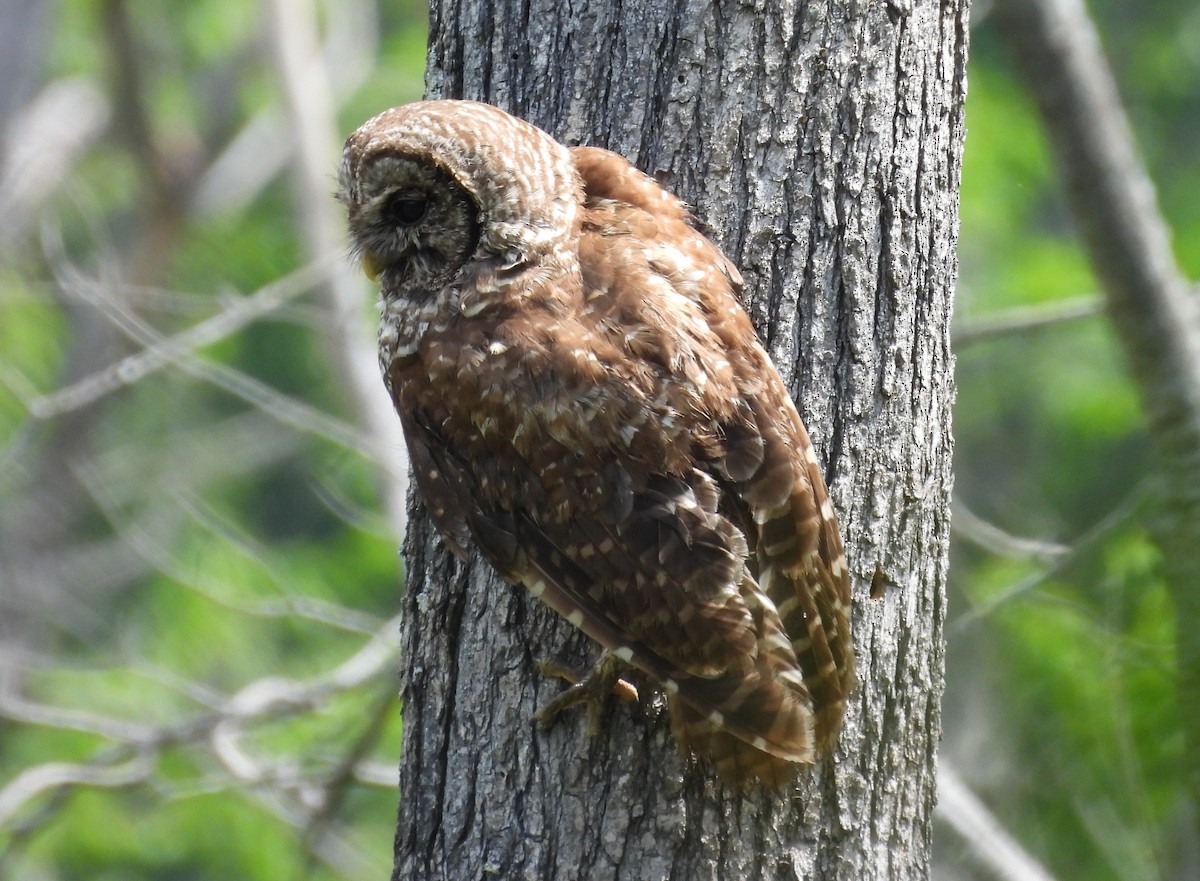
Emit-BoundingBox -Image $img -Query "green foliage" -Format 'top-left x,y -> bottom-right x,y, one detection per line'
0,276 -> 66,432
957,533 -> 1179,881
1,0 -> 1195,878
952,5 -> 1198,879
0,1 -> 422,878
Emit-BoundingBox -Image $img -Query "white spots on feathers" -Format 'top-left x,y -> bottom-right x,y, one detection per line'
343,100 -> 855,785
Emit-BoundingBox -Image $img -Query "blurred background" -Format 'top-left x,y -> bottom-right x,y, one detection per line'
0,1 -> 1196,879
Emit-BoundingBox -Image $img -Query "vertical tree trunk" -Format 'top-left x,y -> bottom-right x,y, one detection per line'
393,1 -> 966,878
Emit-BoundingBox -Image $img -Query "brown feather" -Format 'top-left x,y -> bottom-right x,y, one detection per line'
341,100 -> 854,787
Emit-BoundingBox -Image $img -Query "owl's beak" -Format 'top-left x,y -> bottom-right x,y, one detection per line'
360,252 -> 383,282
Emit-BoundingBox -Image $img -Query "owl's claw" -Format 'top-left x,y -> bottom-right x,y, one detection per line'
535,650 -> 639,736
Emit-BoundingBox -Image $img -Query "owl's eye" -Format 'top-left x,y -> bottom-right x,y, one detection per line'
385,195 -> 429,226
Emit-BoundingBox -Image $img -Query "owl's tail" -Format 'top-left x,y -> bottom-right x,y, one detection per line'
663,570 -> 821,788
666,661 -> 815,789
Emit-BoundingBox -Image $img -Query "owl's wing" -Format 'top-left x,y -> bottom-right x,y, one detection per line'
571,146 -> 854,767
400,409 -> 475,559
406,397 -> 760,677
404,403 -> 820,771
513,505 -> 822,771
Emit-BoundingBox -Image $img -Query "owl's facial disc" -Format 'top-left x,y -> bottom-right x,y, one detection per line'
351,153 -> 481,293
360,190 -> 432,281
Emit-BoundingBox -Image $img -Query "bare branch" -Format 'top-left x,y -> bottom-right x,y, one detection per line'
0,693 -> 154,744
0,752 -> 156,831
954,295 -> 1104,348
951,486 -> 1146,635
265,0 -> 409,538
351,760 -> 398,788
25,257 -> 399,470
301,680 -> 397,861
995,0 -> 1200,821
0,78 -> 110,251
77,472 -> 383,635
210,614 -> 401,795
97,0 -> 198,285
936,761 -> 1061,881
951,497 -> 1070,563
23,260 -> 332,418
190,0 -> 380,219
0,613 -> 400,833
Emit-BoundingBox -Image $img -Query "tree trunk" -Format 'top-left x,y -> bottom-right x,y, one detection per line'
393,0 -> 967,878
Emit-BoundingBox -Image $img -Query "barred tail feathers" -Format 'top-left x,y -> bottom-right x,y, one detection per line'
667,663 -> 815,788
666,572 -> 817,787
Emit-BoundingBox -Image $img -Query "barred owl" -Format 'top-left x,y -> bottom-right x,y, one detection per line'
339,100 -> 854,786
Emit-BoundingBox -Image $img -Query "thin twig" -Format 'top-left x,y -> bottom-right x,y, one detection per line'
76,471 -> 383,635
951,497 -> 1070,564
33,257 -> 398,471
0,693 -> 154,744
954,296 -> 1104,348
0,613 -> 400,834
23,260 -> 331,418
0,752 -> 157,831
301,679 -> 398,867
936,760 -> 1061,881
950,486 -> 1147,634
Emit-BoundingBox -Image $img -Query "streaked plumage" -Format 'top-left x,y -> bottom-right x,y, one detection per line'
340,100 -> 854,785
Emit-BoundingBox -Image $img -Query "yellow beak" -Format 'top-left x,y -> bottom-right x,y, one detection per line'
361,252 -> 383,282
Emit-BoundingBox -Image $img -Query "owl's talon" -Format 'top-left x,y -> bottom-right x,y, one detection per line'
535,650 -> 639,735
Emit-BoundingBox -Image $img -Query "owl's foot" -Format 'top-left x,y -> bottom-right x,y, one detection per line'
535,650 -> 640,736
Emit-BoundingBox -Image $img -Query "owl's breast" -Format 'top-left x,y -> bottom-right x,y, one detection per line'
377,256 -> 555,376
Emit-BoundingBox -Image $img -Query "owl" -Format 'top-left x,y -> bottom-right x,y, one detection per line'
339,100 -> 854,786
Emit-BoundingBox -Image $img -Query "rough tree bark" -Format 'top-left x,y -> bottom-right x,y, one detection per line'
392,0 -> 967,878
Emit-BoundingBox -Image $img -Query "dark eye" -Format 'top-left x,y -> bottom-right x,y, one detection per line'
385,194 -> 429,226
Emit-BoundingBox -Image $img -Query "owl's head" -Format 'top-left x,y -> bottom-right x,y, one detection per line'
339,100 -> 580,295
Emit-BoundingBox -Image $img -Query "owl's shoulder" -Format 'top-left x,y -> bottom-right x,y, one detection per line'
568,147 -> 750,348
570,147 -> 689,222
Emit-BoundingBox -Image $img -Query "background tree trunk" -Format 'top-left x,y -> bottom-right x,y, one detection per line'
995,0 -> 1200,844
394,0 -> 966,878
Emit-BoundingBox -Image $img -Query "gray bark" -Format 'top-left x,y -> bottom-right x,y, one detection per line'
394,0 -> 967,878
